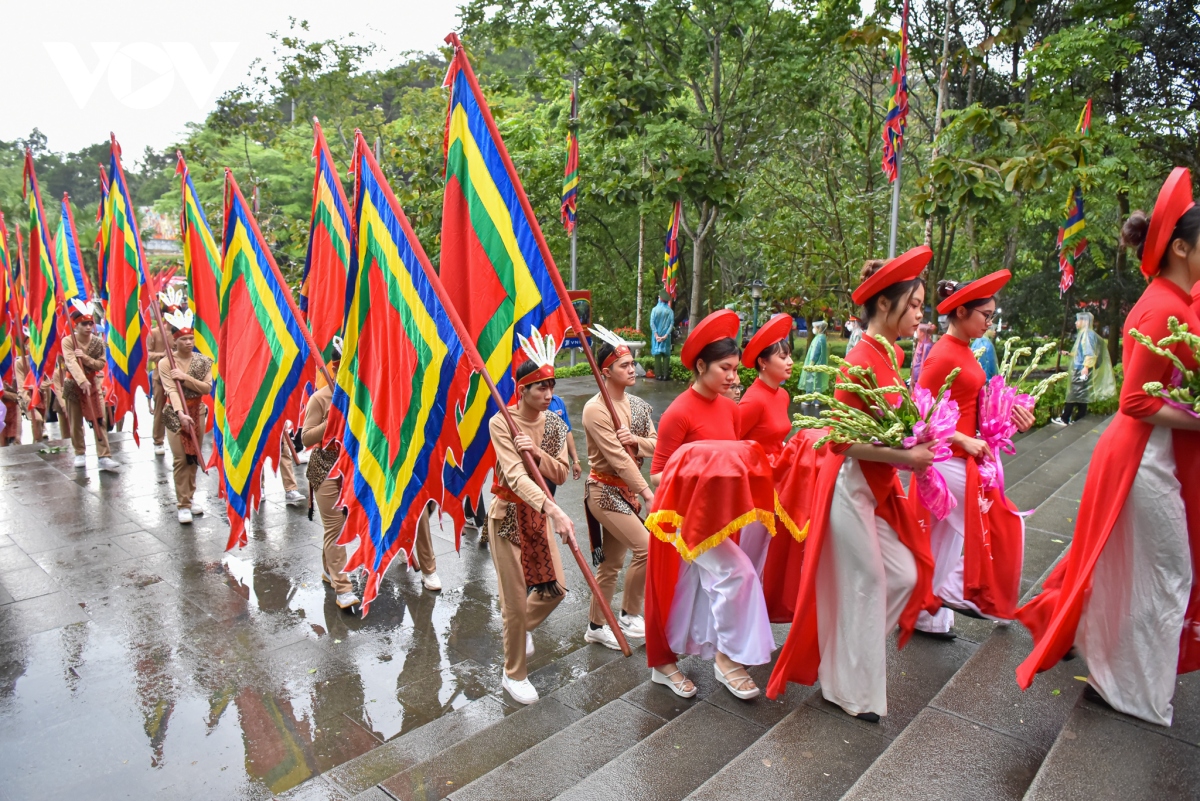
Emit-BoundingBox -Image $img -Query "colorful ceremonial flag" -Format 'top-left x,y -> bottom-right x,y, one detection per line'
54,194 -> 94,304
299,121 -> 353,367
561,90 -> 579,234
881,0 -> 910,183
323,131 -> 473,612
662,200 -> 682,300
177,154 -> 222,365
0,212 -> 13,386
12,224 -> 27,330
21,150 -> 61,385
1055,100 -> 1092,295
95,166 -> 110,301
101,136 -> 151,431
214,170 -> 310,550
440,36 -> 570,521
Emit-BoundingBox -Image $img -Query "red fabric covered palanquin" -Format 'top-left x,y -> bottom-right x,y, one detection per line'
767,336 -> 939,698
644,439 -> 776,667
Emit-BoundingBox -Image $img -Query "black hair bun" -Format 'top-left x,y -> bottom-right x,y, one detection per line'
1121,210 -> 1150,252
936,280 -> 959,301
860,259 -> 886,281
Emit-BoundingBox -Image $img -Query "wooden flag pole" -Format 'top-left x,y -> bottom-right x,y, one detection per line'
147,299 -> 206,467
352,132 -> 632,657
446,34 -> 637,461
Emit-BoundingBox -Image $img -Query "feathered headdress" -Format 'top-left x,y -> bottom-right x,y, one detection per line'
163,307 -> 195,336
158,286 -> 185,311
330,334 -> 344,361
515,329 -> 558,388
589,324 -> 633,368
68,298 -> 93,322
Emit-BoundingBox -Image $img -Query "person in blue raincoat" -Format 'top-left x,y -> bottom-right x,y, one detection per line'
650,291 -> 675,381
971,328 -> 999,380
799,320 -> 829,417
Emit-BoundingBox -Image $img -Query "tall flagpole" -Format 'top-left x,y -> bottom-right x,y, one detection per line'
569,73 -> 579,367
888,142 -> 903,259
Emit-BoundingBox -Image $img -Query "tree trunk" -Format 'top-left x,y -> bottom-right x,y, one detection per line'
1110,188 -> 1129,365
924,0 -> 955,247
1002,191 -> 1023,272
688,229 -> 707,331
636,212 -> 645,331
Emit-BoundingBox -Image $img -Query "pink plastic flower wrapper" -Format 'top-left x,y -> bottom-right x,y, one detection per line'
976,375 -> 1034,492
900,385 -> 960,520
1159,368 -> 1200,418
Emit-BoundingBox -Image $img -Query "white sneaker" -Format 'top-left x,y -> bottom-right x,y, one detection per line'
296,451 -> 309,464
153,444 -> 165,456
584,624 -> 621,651
178,508 -> 193,524
73,455 -> 86,469
98,457 -> 121,472
619,612 -> 646,638
526,632 -> 535,657
284,490 -> 306,505
336,592 -> 360,609
190,504 -> 205,517
422,572 -> 442,592
501,674 -> 539,705
321,571 -> 333,586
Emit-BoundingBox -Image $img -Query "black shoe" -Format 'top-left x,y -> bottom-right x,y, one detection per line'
1061,646 -> 1079,663
854,712 -> 881,723
913,628 -> 957,641
944,603 -> 987,621
1082,684 -> 1112,710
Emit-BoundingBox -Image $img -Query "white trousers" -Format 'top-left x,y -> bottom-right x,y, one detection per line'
665,537 -> 774,665
817,458 -> 918,717
1078,426 -> 1192,726
738,521 -> 772,579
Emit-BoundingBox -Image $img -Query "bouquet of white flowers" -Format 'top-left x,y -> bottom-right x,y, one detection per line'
1129,316 -> 1200,416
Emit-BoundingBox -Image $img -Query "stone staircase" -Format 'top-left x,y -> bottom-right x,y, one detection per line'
295,414 -> 1199,801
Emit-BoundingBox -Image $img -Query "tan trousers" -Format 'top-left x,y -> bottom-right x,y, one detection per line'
315,476 -> 354,595
67,395 -> 110,457
280,440 -> 297,492
166,408 -> 206,508
414,507 -> 437,575
489,518 -> 566,680
151,370 -> 166,445
585,484 -> 648,626
54,392 -> 72,441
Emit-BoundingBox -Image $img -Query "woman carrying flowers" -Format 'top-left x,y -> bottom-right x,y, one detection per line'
767,247 -> 941,723
911,272 -> 1035,639
1017,168 -> 1200,726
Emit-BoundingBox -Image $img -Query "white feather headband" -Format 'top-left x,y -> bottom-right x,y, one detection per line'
158,286 -> 185,310
515,330 -> 559,387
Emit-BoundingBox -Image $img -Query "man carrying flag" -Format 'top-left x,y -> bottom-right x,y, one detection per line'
61,298 -> 119,470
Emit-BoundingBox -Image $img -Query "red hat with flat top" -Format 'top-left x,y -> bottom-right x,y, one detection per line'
741,313 -> 793,369
1141,167 -> 1195,278
937,269 -> 1011,314
851,246 -> 933,305
680,309 -> 740,370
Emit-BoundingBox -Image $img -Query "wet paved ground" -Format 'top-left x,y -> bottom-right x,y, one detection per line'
0,376 -> 685,801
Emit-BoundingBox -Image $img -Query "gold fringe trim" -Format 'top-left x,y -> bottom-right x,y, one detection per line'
775,492 -> 810,544
646,507 -> 778,562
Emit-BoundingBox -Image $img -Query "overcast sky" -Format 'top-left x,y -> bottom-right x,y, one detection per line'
2,1 -> 461,162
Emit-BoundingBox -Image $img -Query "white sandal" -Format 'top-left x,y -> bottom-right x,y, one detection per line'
651,667 -> 697,698
715,664 -> 760,700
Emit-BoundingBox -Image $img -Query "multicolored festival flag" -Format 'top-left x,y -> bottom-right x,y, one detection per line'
299,121 -> 353,368
440,35 -> 570,521
323,131 -> 473,612
215,170 -> 310,549
21,150 -> 61,385
1056,100 -> 1092,294
177,154 -> 222,366
95,166 -> 111,301
0,212 -> 13,386
561,90 -> 579,234
54,194 -> 94,305
662,199 -> 682,300
101,136 -> 151,431
881,0 -> 910,183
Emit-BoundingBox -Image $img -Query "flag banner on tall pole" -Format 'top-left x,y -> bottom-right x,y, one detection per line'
440,36 -> 570,524
13,223 -> 28,331
322,131 -> 473,612
561,90 -> 579,234
102,135 -> 151,432
177,155 -> 222,366
881,0 -> 910,183
299,120 -> 353,372
1055,100 -> 1092,295
95,166 -> 111,302
0,212 -> 14,386
21,150 -> 61,386
215,170 -> 310,550
662,199 -> 682,299
55,194 -> 94,305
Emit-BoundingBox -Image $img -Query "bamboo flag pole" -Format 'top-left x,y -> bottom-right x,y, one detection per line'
446,34 -> 637,460
353,130 -> 632,657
